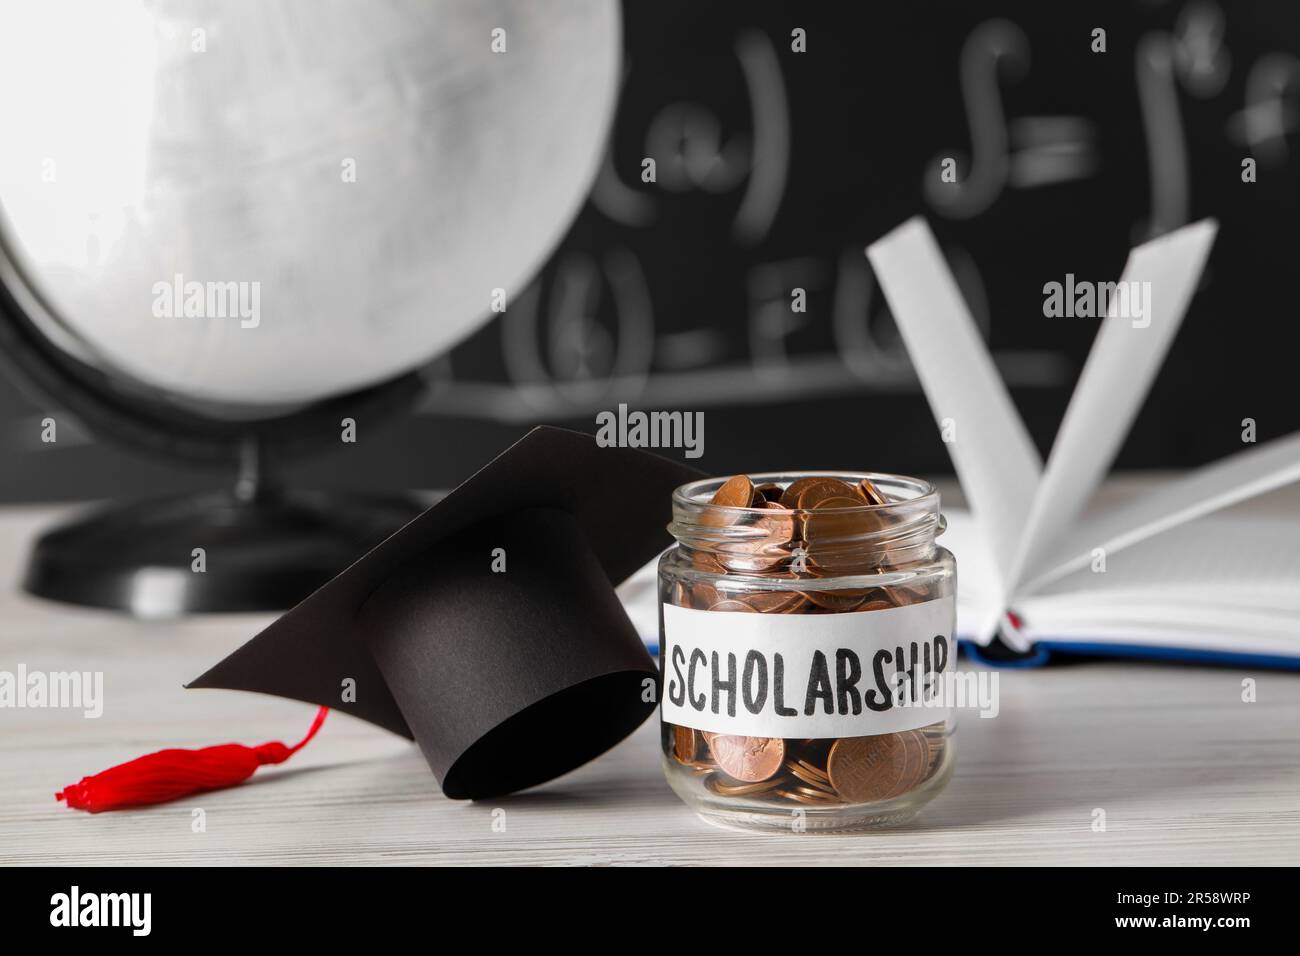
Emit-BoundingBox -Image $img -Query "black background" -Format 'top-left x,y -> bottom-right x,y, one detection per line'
7,866 -> 1283,936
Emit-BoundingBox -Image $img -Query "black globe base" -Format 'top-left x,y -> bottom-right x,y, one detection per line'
22,489 -> 422,616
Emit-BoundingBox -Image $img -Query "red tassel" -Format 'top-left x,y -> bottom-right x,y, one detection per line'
55,707 -> 328,813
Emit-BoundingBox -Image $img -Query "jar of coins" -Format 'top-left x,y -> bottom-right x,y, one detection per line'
658,472 -> 956,831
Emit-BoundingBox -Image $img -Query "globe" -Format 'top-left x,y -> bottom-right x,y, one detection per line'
0,0 -> 621,613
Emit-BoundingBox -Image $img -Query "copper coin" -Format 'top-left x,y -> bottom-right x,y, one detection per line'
691,549 -> 725,571
856,477 -> 888,505
794,480 -> 859,542
739,589 -> 805,613
921,720 -> 947,744
776,786 -> 842,804
826,731 -> 928,803
826,735 -> 906,803
718,501 -> 796,573
892,583 -> 933,605
923,743 -> 943,780
896,729 -> 931,792
672,725 -> 699,763
920,722 -> 947,778
785,759 -> 836,791
711,474 -> 755,508
759,500 -> 796,545
689,582 -> 722,609
707,735 -> 785,783
804,496 -> 878,574
778,476 -> 838,509
760,499 -> 796,528
797,758 -> 831,781
858,599 -> 895,612
858,587 -> 900,608
795,478 -> 860,512
707,599 -> 757,613
705,773 -> 785,797
788,783 -> 842,801
673,580 -> 717,609
801,587 -> 869,611
795,756 -> 832,780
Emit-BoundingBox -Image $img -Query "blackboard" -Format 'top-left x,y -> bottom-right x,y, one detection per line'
425,0 -> 1300,474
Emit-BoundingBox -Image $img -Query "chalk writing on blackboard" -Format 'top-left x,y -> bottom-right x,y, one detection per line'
418,0 -> 1296,424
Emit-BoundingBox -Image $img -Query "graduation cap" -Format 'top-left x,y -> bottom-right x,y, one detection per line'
56,427 -> 703,811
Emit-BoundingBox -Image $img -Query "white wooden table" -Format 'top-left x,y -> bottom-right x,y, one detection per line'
2,484 -> 1299,866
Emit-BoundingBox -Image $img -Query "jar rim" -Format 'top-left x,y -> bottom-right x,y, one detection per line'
671,471 -> 940,516
668,471 -> 945,567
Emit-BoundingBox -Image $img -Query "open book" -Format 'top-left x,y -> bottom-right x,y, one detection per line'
866,218 -> 1300,669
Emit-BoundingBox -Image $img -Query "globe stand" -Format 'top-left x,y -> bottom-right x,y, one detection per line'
22,437 -> 422,617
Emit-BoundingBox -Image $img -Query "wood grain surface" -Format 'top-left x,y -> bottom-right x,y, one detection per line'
2,483 -> 1298,866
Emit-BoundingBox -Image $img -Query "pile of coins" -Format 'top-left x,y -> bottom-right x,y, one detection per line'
671,724 -> 946,806
664,474 -> 949,808
675,473 -> 934,612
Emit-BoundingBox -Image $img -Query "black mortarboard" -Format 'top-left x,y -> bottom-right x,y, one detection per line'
187,426 -> 703,799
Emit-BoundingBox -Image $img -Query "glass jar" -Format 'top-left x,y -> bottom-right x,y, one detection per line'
658,472 -> 956,832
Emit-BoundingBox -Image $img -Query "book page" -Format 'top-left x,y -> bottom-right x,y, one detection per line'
1017,513 -> 1300,657
1022,430 -> 1300,593
867,218 -> 1041,604
1019,512 -> 1300,639
1025,511 -> 1300,612
1004,220 -> 1218,597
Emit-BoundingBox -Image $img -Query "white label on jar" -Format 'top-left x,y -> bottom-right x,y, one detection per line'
660,595 -> 955,738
